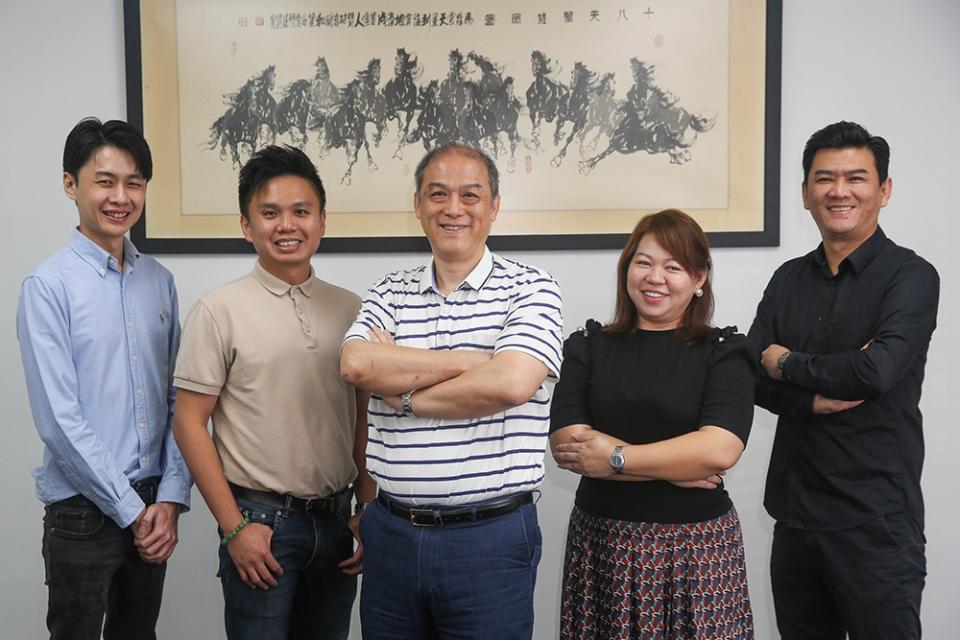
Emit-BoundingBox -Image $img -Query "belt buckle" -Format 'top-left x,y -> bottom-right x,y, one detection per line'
308,498 -> 335,517
409,508 -> 440,527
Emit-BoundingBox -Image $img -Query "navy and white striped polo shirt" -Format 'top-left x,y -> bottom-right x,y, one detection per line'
344,248 -> 563,506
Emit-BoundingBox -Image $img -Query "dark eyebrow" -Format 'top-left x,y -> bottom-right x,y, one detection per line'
813,168 -> 870,178
93,170 -> 145,181
256,200 -> 314,210
426,181 -> 485,192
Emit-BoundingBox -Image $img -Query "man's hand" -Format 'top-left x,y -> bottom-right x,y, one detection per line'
381,394 -> 402,412
670,472 -> 724,490
761,343 -> 790,380
553,430 -> 626,478
812,393 -> 864,415
226,523 -> 283,589
367,327 -> 395,344
133,502 -> 180,564
337,511 -> 364,576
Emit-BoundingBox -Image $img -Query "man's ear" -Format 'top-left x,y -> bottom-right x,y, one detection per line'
240,214 -> 253,243
63,172 -> 78,202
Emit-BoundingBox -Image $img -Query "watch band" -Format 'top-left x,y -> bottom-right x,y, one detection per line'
776,350 -> 792,377
401,390 -> 415,416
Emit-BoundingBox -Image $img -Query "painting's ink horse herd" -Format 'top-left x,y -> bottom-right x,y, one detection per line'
209,49 -> 716,184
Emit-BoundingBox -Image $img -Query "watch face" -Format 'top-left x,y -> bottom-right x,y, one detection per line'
610,448 -> 625,471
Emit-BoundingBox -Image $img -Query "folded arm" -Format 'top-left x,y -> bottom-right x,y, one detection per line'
769,262 -> 937,401
553,423 -> 744,482
385,349 -> 549,419
340,335 -> 491,396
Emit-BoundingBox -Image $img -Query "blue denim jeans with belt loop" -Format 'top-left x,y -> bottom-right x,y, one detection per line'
42,480 -> 165,640
217,494 -> 357,640
359,494 -> 543,640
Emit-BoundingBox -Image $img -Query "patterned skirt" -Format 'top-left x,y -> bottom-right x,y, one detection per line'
560,505 -> 753,640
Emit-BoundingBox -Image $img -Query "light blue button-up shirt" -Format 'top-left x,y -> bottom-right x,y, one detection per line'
17,230 -> 191,528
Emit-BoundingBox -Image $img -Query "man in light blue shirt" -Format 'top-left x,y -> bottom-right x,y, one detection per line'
17,118 -> 191,640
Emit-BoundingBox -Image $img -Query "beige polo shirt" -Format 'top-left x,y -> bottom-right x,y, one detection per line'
174,262 -> 361,498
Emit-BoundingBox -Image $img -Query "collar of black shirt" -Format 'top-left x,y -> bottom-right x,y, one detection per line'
813,226 -> 889,276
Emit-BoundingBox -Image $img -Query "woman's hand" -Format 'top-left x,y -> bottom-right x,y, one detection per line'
553,429 -> 626,478
670,472 -> 724,490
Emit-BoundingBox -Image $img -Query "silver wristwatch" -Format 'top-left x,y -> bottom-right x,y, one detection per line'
400,390 -> 415,416
609,445 -> 625,473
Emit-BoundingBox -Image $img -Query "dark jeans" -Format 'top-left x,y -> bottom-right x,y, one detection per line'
771,512 -> 926,640
218,494 -> 357,640
359,495 -> 542,640
42,496 -> 166,640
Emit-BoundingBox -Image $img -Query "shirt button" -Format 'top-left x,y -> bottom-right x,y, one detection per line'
136,388 -> 143,396
139,422 -> 146,430
141,456 -> 149,465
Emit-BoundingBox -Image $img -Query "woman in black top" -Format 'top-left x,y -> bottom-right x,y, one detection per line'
551,209 -> 756,639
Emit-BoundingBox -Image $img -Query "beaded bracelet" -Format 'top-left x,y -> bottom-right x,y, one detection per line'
220,516 -> 250,546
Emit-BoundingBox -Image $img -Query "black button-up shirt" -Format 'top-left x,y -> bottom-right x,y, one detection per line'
748,227 -> 939,531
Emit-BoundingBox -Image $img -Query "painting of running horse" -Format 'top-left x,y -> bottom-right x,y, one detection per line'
205,48 -> 717,184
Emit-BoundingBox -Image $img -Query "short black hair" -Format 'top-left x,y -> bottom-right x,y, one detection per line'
802,121 -> 890,184
238,145 -> 326,217
414,144 -> 499,198
63,117 -> 153,181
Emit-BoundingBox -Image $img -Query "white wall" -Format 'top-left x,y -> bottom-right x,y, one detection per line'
2,1 -> 957,637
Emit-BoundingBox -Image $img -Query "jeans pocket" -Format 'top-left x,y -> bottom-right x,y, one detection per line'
516,505 -> 543,568
236,499 -> 276,529
44,504 -> 105,538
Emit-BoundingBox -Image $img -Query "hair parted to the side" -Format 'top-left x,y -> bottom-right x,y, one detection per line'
238,145 -> 326,217
802,121 -> 890,184
606,209 -> 714,342
414,143 -> 500,198
63,117 -> 153,181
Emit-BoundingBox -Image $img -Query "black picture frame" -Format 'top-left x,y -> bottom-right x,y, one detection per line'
124,0 -> 781,253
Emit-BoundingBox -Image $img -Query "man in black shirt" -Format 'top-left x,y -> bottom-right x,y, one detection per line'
749,121 -> 939,639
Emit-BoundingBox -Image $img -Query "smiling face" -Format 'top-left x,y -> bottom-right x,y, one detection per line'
627,234 -> 706,331
64,145 -> 146,260
802,146 -> 891,246
240,175 -> 325,284
414,152 -> 499,269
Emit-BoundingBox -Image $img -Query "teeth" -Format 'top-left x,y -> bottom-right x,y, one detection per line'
104,212 -> 128,219
644,291 -> 666,298
276,240 -> 300,246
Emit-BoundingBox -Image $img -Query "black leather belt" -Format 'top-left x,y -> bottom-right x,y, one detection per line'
131,476 -> 161,505
229,483 -> 350,517
57,476 -> 160,508
379,492 -> 533,527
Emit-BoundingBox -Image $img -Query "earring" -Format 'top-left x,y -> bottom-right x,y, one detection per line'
695,288 -> 703,298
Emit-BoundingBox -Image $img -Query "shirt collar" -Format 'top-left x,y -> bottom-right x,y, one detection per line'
813,226 -> 887,275
418,247 -> 494,294
252,260 -> 316,297
69,228 -> 140,276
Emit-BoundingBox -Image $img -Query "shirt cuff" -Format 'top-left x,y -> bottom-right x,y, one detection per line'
113,486 -> 147,529
157,478 -> 192,513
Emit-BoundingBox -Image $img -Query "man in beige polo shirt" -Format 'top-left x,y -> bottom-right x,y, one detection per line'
172,145 -> 373,640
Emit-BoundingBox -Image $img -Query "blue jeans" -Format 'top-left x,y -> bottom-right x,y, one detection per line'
218,495 -> 357,640
42,495 -> 166,640
359,495 -> 542,640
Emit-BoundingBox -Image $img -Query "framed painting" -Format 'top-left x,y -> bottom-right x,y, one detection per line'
124,0 -> 782,252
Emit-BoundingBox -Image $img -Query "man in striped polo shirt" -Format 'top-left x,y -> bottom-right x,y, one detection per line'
341,143 -> 563,639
